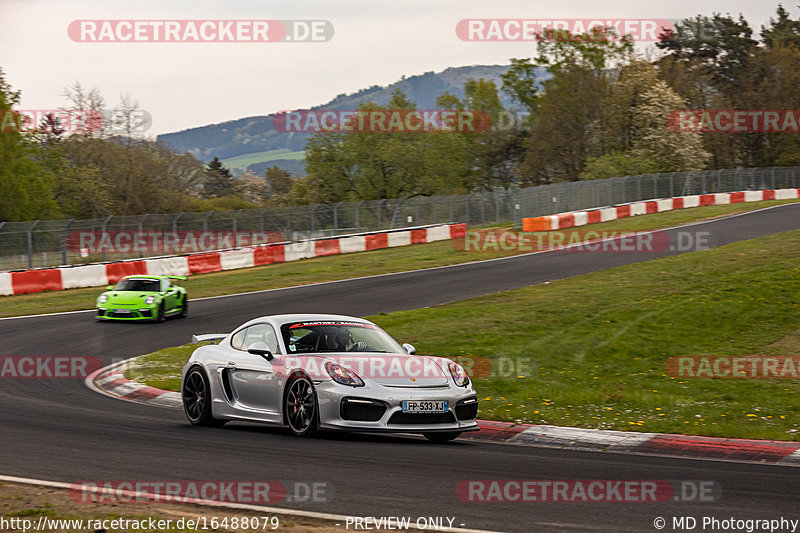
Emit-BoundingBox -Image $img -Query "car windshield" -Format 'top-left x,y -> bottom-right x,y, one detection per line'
114,278 -> 161,292
280,320 -> 404,354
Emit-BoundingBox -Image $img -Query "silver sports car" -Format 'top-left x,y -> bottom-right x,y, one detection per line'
181,314 -> 479,442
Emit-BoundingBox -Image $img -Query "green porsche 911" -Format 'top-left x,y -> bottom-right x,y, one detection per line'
96,275 -> 188,322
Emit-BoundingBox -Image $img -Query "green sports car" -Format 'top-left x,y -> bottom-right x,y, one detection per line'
96,275 -> 188,322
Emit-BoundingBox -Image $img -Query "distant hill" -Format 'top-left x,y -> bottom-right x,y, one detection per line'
157,64 -> 545,176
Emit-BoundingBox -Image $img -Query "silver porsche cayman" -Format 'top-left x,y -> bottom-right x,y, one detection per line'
181,314 -> 479,442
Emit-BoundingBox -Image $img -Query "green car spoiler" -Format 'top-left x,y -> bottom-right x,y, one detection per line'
167,275 -> 188,281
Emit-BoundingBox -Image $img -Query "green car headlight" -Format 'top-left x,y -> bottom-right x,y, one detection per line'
98,295 -> 108,304
144,296 -> 156,305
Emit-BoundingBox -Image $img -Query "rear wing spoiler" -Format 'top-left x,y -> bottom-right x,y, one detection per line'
167,275 -> 187,281
192,333 -> 228,344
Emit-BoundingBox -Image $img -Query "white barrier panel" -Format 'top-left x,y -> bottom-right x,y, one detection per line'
145,257 -> 190,277
339,236 -> 366,254
220,249 -> 255,271
284,242 -> 316,262
714,193 -> 731,204
657,199 -> 673,212
775,188 -> 799,200
61,264 -> 108,289
682,195 -> 700,208
744,190 -> 764,202
0,272 -> 12,296
573,212 -> 588,227
426,225 -> 451,242
600,208 -> 617,222
630,202 -> 647,216
388,231 -> 411,247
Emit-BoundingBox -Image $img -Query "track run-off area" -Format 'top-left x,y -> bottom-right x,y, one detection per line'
2,204 -> 800,532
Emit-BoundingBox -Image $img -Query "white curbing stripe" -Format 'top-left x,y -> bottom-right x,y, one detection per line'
146,256 -> 190,277
630,202 -> 647,216
387,231 -> 411,247
338,235 -> 366,254
682,195 -> 700,208
782,448 -> 800,465
573,211 -> 588,227
599,207 -> 617,222
510,425 -> 657,451
0,272 -> 12,296
60,263 -> 108,289
745,190 -> 764,202
657,199 -> 673,212
426,225 -> 451,242
776,188 -> 799,200
219,249 -> 255,270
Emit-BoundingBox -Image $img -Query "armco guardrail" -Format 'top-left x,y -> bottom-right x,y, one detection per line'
0,223 -> 465,296
1,166 -> 798,271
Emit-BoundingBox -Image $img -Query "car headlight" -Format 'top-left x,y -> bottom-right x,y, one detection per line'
448,362 -> 470,387
144,296 -> 156,305
325,361 -> 364,387
98,295 -> 108,304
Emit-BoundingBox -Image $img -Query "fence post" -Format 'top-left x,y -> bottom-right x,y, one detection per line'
138,214 -> 149,258
310,205 -> 318,237
449,196 -> 455,223
172,212 -> 183,233
465,194 -> 471,226
333,202 -> 342,233
100,215 -> 112,262
203,211 -> 214,233
286,207 -> 294,241
259,207 -> 268,233
355,201 -> 363,232
232,209 -> 242,247
61,219 -> 73,266
27,220 -> 40,269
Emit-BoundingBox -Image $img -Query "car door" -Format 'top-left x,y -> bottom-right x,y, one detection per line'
161,279 -> 180,312
225,323 -> 281,420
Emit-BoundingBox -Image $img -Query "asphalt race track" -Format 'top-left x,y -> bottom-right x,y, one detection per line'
1,204 -> 800,532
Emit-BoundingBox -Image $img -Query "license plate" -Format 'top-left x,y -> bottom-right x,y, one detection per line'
114,309 -> 132,314
402,400 -> 448,413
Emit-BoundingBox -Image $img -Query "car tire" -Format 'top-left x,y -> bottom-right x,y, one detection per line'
178,297 -> 188,318
156,302 -> 165,323
423,431 -> 462,443
284,376 -> 319,437
182,367 -> 226,427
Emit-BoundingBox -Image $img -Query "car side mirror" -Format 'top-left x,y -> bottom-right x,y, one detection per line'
402,343 -> 416,355
248,342 -> 274,361
107,285 -> 114,291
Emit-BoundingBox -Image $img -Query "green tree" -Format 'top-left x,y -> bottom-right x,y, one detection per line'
0,69 -> 60,220
203,156 -> 235,198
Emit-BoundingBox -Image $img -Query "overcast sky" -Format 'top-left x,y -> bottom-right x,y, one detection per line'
2,0 -> 792,136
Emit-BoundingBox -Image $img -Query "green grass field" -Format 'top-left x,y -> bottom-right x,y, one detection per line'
222,149 -> 306,170
126,219 -> 800,440
1,199 -> 797,319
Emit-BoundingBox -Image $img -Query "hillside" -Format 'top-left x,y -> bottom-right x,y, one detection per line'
156,64 -> 541,176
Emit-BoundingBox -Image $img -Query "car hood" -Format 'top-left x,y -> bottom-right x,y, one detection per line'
101,291 -> 160,305
285,353 -> 451,387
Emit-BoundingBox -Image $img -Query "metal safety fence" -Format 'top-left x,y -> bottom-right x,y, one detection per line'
1,166 -> 798,271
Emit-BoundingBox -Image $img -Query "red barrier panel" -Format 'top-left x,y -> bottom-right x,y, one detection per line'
410,229 -> 427,244
699,194 -> 715,206
106,261 -> 148,283
673,198 -> 684,209
12,269 -> 63,294
587,210 -> 602,224
729,192 -> 745,203
187,253 -> 222,274
645,201 -> 658,213
449,223 -> 467,239
616,205 -> 631,218
254,244 -> 285,265
365,233 -> 388,251
764,190 -> 776,200
314,239 -> 341,256
557,213 -> 575,229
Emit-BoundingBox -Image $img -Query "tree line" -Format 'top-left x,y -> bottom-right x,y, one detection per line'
1,4 -> 798,221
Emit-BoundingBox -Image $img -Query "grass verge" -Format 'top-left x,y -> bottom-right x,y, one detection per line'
1,199 -> 798,319
127,227 -> 800,441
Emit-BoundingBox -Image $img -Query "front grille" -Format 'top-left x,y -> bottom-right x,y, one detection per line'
455,397 -> 479,420
341,398 -> 387,421
388,411 -> 456,425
